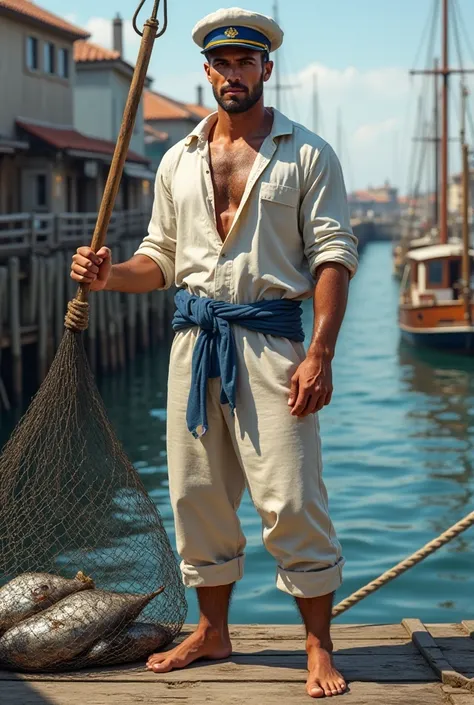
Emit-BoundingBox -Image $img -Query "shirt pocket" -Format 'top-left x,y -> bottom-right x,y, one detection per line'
260,181 -> 300,208
259,182 -> 300,243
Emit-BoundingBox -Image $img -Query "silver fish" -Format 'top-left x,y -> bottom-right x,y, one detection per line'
0,571 -> 94,634
77,622 -> 169,667
0,586 -> 164,671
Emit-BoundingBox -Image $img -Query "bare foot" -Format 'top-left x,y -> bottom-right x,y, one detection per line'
146,626 -> 232,673
306,640 -> 346,698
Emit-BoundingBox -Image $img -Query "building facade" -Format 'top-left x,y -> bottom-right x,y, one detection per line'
143,87 -> 212,168
0,1 -> 151,217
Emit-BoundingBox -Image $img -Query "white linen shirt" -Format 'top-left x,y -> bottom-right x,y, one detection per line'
136,108 -> 358,304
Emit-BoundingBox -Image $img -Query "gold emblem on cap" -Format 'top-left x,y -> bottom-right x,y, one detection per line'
224,27 -> 239,39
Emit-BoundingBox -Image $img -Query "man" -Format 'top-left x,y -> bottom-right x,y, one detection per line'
71,7 -> 358,699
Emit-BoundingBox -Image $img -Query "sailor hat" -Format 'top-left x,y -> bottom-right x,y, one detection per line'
192,7 -> 283,55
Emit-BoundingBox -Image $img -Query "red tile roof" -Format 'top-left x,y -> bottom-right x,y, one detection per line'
17,120 -> 148,164
144,91 -> 213,122
185,103 -> 214,120
144,124 -> 169,142
74,40 -> 120,63
0,0 -> 88,39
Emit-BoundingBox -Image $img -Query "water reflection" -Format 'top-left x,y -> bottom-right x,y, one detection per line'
398,342 -> 474,525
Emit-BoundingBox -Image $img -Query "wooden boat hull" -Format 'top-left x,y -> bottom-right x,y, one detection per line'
400,326 -> 474,351
399,304 -> 474,353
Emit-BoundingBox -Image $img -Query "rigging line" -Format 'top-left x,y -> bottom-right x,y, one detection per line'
412,0 -> 439,73
453,0 -> 474,145
402,0 -> 439,197
452,0 -> 465,71
453,0 -> 474,67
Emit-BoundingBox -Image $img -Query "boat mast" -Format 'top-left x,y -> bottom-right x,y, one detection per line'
439,0 -> 449,245
460,83 -> 472,325
434,58 -> 440,227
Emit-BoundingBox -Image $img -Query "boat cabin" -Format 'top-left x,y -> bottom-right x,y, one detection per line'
400,243 -> 474,307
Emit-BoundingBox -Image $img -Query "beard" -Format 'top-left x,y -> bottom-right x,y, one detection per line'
213,73 -> 264,114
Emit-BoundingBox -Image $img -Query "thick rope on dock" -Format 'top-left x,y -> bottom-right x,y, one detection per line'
333,510 -> 474,618
64,298 -> 89,332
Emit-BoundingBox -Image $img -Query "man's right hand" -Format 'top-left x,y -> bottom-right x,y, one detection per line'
70,246 -> 112,291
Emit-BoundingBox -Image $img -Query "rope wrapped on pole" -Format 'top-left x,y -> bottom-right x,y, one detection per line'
332,510 -> 474,619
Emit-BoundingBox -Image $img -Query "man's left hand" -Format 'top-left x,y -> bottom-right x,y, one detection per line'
288,353 -> 333,417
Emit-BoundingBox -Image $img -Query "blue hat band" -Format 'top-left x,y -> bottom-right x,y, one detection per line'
202,25 -> 270,53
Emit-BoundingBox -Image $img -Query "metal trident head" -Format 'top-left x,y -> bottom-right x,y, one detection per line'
133,0 -> 168,38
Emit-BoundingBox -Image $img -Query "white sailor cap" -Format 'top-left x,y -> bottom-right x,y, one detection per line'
192,7 -> 284,55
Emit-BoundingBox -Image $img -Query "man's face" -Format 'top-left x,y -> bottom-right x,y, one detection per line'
205,47 -> 273,114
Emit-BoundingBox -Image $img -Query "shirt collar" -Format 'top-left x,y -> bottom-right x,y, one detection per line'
184,107 -> 294,149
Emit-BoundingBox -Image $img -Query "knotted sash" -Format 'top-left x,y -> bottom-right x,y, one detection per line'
172,289 -> 305,437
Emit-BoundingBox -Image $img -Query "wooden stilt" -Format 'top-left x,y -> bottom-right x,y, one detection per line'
8,257 -> 22,404
0,267 -> 11,411
37,257 -> 48,383
87,291 -> 97,373
106,291 -> 118,372
97,288 -> 109,373
55,251 -> 65,350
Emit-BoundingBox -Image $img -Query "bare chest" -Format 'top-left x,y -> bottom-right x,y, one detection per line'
209,142 -> 261,241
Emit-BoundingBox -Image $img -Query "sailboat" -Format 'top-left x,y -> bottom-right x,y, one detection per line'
398,0 -> 474,353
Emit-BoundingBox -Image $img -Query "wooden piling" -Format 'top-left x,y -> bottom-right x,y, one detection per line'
87,292 -> 98,373
37,257 -> 48,383
97,287 -> 109,374
105,291 -> 118,373
55,251 -> 65,349
0,267 -> 10,411
8,257 -> 22,404
0,239 -> 174,408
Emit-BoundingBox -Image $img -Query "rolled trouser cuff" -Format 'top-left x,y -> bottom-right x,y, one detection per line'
181,555 -> 245,588
276,558 -> 345,598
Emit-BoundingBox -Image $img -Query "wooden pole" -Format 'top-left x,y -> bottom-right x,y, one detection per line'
75,11 -> 160,307
440,0 -> 449,244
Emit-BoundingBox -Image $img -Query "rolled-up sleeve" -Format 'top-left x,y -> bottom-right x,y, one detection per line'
134,155 -> 176,290
300,143 -> 358,279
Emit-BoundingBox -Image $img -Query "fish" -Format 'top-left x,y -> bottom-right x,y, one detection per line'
0,586 -> 164,671
75,622 -> 170,667
0,571 -> 95,634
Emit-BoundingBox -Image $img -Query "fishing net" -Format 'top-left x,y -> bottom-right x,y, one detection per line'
0,0 -> 186,673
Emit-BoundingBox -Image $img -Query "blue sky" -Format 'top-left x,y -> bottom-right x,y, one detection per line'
43,0 -> 474,191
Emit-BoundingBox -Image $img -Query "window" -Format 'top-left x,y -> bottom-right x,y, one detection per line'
58,48 -> 69,78
427,260 -> 444,287
36,174 -> 47,208
44,42 -> 55,74
26,36 -> 38,71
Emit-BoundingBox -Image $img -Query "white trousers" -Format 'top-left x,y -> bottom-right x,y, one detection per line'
166,326 -> 344,598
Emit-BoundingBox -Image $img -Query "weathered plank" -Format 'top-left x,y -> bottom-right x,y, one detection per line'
183,623 -> 411,641
0,652 -> 437,683
403,619 -> 474,686
0,680 -> 446,705
443,686 -> 474,705
462,622 -> 474,638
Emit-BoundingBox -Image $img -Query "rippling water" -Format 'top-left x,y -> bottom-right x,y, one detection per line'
1,242 -> 472,624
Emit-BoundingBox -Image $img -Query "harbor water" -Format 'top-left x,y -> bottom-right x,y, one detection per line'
1,241 -> 472,624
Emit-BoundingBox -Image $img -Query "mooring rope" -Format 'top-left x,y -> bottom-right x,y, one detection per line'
332,510 -> 474,618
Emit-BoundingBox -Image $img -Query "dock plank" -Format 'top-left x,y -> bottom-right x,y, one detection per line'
1,622 -> 473,704
0,651 -> 437,683
0,681 -> 447,705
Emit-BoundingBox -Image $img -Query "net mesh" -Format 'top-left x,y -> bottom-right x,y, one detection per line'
0,328 -> 186,672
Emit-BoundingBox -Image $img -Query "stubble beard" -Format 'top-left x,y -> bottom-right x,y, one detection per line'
213,75 -> 264,114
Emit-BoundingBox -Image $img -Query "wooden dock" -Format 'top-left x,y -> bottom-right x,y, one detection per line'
1,622 -> 473,704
